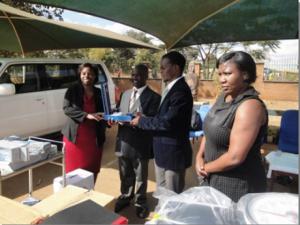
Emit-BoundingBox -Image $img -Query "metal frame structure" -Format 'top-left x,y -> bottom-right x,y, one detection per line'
0,136 -> 66,198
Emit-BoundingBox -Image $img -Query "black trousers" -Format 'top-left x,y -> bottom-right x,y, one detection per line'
118,156 -> 149,207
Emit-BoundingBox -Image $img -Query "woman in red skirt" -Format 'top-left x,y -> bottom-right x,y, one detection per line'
62,63 -> 107,183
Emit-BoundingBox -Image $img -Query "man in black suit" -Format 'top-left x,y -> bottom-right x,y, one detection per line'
114,64 -> 161,218
131,51 -> 193,194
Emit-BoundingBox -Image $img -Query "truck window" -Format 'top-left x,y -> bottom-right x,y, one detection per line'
46,64 -> 78,90
96,65 -> 107,84
37,64 -> 51,91
6,64 -> 39,94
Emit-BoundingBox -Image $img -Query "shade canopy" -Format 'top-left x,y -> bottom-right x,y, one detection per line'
28,0 -> 298,49
0,2 -> 157,55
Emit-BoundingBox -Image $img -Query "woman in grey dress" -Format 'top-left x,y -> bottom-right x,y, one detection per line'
195,51 -> 267,202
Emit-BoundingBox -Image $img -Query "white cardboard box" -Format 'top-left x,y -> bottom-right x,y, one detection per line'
53,168 -> 94,193
0,139 -> 28,162
0,147 -> 21,162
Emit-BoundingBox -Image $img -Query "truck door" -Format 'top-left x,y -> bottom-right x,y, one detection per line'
0,64 -> 47,138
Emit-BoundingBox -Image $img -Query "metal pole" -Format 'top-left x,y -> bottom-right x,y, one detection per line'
62,143 -> 66,187
3,11 -> 25,57
28,136 -> 66,187
28,168 -> 33,196
0,171 -> 2,195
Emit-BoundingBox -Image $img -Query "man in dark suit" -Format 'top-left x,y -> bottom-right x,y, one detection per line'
114,64 -> 161,218
131,51 -> 193,194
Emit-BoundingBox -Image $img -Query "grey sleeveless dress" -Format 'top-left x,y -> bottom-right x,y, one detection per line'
202,87 -> 267,202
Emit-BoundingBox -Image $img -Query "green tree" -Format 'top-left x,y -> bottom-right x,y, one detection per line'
1,0 -> 63,20
87,48 -> 110,61
101,30 -> 162,77
102,48 -> 135,75
180,40 -> 280,80
126,30 -> 163,78
42,49 -> 89,59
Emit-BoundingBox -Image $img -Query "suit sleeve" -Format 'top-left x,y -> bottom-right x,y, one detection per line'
138,90 -> 187,131
63,87 -> 87,123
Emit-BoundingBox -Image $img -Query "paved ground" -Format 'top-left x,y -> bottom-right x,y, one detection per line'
1,126 -> 298,224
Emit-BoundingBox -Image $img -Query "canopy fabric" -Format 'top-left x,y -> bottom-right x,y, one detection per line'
28,0 -> 298,49
0,2 -> 157,54
27,0 -> 238,48
174,0 -> 299,48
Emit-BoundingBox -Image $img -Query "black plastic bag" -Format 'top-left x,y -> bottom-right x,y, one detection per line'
190,108 -> 202,131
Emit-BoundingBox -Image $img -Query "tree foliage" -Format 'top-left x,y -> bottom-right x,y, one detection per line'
179,40 -> 280,80
100,30 -> 163,78
1,0 -> 63,20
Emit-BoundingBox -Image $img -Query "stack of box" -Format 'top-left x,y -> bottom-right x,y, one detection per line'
0,138 -> 55,175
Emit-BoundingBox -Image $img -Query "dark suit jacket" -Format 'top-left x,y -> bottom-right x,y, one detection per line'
116,86 -> 161,159
138,77 -> 193,170
61,83 -> 107,147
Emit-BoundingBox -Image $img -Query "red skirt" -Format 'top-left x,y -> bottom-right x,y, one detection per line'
64,135 -> 102,177
64,95 -> 102,179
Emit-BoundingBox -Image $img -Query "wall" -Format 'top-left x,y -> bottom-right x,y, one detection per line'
113,63 -> 298,102
253,63 -> 298,101
196,63 -> 298,101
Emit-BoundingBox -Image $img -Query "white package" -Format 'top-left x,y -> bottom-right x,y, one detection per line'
0,139 -> 28,162
53,168 -> 94,193
0,147 -> 21,162
0,141 -> 55,175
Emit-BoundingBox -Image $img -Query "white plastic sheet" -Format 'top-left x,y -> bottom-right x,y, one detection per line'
147,187 -> 299,224
236,192 -> 298,224
147,186 -> 236,224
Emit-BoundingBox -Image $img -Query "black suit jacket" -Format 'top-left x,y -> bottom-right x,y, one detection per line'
116,86 -> 161,159
61,83 -> 107,147
138,77 -> 193,170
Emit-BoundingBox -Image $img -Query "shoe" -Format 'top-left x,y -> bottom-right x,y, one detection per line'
136,206 -> 149,219
114,198 -> 130,213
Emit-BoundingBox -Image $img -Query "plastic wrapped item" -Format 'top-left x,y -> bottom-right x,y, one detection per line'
48,144 -> 58,156
148,187 -> 299,225
0,138 -> 28,162
236,192 -> 298,224
27,140 -> 51,155
0,137 -> 55,175
147,186 -> 236,224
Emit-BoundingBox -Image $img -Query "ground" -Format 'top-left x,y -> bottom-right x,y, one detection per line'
1,125 -> 298,224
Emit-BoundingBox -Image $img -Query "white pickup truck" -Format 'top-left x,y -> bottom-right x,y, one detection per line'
0,58 -> 116,138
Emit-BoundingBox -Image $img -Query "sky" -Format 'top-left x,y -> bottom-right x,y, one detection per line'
62,10 -> 299,61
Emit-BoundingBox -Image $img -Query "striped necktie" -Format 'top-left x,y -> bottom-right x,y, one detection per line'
129,89 -> 138,110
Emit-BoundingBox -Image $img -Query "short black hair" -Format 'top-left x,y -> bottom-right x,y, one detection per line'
216,51 -> 257,84
134,63 -> 149,78
78,63 -> 99,84
162,51 -> 186,74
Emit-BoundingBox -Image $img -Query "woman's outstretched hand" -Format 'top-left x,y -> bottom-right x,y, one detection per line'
86,113 -> 103,121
